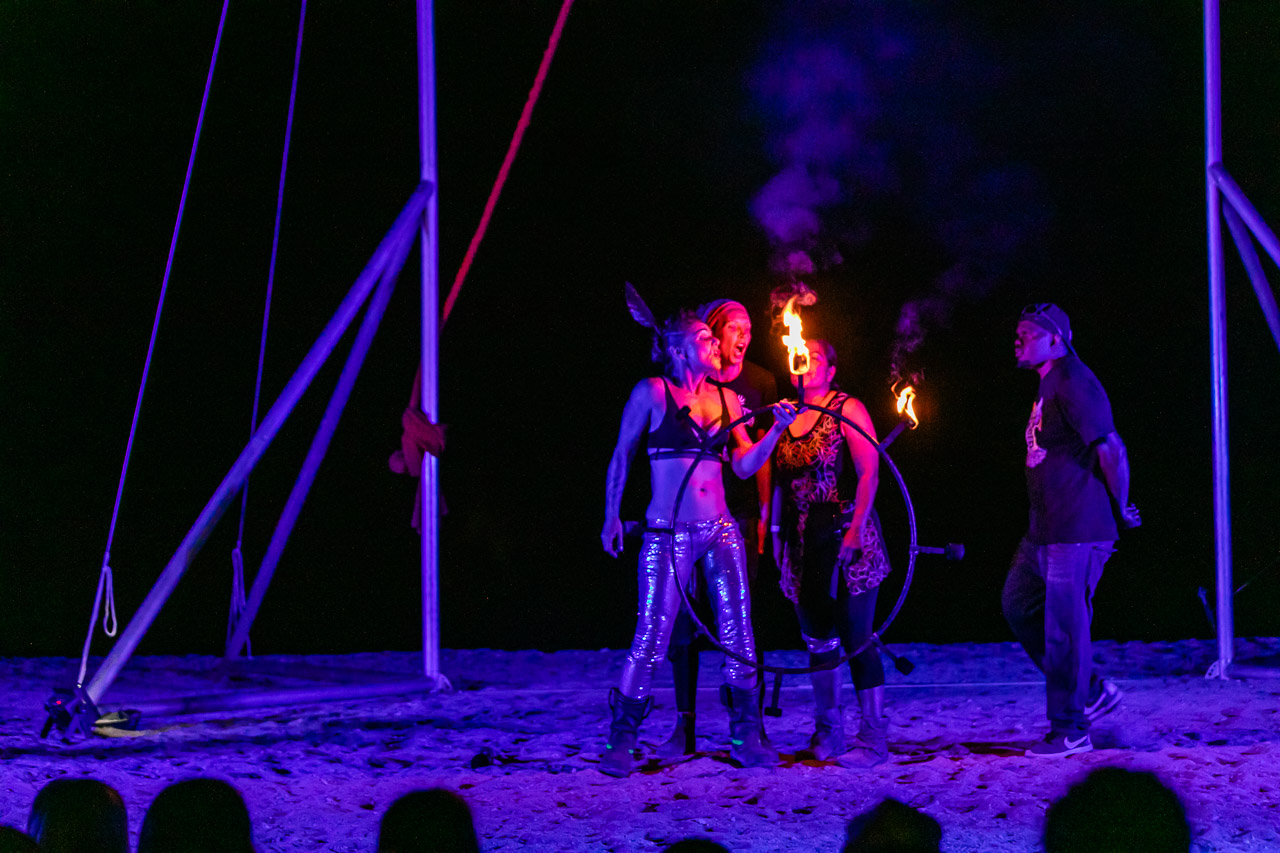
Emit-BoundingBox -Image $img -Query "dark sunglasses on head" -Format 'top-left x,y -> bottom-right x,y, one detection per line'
1019,303 -> 1076,354
1020,304 -> 1067,341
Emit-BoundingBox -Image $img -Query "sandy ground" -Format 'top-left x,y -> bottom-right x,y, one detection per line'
3,639 -> 1280,852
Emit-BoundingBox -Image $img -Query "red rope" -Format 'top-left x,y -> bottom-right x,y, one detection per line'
440,0 -> 576,326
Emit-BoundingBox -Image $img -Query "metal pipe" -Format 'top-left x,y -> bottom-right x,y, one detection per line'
225,220 -> 417,658
1205,0 -> 1233,679
1223,202 -> 1280,353
107,678 -> 440,720
83,187 -> 430,705
1211,165 -> 1280,271
417,0 -> 445,685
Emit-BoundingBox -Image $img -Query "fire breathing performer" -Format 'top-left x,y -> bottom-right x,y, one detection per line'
1004,303 -> 1140,758
600,290 -> 797,778
772,339 -> 894,767
651,298 -> 780,760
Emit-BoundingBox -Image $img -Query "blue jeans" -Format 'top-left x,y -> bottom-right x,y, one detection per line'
1002,538 -> 1115,734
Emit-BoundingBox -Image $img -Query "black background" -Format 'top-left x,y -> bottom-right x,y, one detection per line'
3,2 -> 1278,659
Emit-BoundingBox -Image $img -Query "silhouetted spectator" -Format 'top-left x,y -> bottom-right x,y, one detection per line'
1044,766 -> 1191,853
138,778 -> 254,853
0,826 -> 38,853
842,797 -> 941,853
27,778 -> 128,853
378,789 -> 479,853
662,841 -> 730,853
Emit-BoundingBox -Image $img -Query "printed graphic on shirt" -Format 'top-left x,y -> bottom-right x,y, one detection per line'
736,391 -> 753,426
1026,398 -> 1047,468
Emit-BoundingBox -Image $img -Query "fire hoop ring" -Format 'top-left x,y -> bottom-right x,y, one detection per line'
657,401 -> 918,677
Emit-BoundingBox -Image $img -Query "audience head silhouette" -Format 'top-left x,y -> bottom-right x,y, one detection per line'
1044,766 -> 1191,853
0,825 -> 38,853
138,778 -> 255,853
27,778 -> 128,853
842,798 -> 942,853
378,789 -> 480,853
662,841 -> 730,852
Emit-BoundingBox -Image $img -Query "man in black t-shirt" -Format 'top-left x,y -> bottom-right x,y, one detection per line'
1003,303 -> 1141,758
651,298 -> 780,759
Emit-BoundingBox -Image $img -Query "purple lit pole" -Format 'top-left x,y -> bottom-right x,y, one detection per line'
1222,202 -> 1280,353
1205,0 -> 1232,679
1213,168 -> 1280,351
224,221 -> 417,658
417,0 -> 447,686
1211,166 -> 1280,270
83,189 -> 429,705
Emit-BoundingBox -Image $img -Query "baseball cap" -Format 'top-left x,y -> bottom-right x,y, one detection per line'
1020,303 -> 1075,354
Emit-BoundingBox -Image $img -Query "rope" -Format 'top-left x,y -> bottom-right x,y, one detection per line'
440,0 -> 576,326
77,0 -> 232,687
229,0 -> 308,657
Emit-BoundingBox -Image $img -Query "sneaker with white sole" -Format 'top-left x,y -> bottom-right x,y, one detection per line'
1026,731 -> 1093,758
1085,679 -> 1123,722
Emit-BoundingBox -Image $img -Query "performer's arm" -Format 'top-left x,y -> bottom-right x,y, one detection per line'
1096,431 -> 1140,529
728,397 -> 796,479
837,397 -> 880,569
753,427 -> 772,555
602,382 -> 651,556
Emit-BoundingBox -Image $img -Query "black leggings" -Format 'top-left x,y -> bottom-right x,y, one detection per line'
792,510 -> 884,691
795,583 -> 883,690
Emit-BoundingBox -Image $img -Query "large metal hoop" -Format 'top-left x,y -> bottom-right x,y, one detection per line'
657,399 -> 918,676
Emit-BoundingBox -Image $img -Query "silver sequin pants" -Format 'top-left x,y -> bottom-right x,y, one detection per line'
619,514 -> 759,699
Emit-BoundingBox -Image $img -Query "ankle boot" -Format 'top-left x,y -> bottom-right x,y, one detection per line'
807,651 -> 846,760
600,688 -> 653,778
720,684 -> 780,768
839,685 -> 888,768
652,711 -> 697,759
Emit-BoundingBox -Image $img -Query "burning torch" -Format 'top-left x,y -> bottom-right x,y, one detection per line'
781,296 -> 811,399
881,381 -> 920,449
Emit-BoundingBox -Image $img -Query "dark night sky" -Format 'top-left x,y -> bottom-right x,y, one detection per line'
3,1 -> 1279,660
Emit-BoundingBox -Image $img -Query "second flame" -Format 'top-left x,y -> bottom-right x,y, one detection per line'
894,383 -> 919,428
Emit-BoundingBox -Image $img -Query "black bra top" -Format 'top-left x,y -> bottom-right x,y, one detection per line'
648,378 -> 731,462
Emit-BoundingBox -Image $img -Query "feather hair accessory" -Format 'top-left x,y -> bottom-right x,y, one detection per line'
624,282 -> 658,330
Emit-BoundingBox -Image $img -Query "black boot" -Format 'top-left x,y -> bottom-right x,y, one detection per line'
653,711 -> 697,759
838,685 -> 888,768
807,651 -> 846,760
720,684 -> 780,768
599,688 -> 653,778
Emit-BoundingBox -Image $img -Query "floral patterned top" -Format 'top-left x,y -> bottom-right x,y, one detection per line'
774,392 -> 892,603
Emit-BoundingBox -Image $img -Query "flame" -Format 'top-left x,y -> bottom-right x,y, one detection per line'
894,383 -> 919,428
781,296 -> 810,375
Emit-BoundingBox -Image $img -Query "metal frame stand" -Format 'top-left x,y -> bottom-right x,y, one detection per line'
44,2 -> 450,737
1204,0 -> 1280,680
45,185 -> 434,736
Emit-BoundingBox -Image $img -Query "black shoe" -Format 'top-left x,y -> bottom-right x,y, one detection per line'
1084,679 -> 1123,722
1026,731 -> 1093,758
652,711 -> 696,759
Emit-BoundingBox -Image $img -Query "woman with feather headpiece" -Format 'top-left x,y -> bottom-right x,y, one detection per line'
597,286 -> 797,778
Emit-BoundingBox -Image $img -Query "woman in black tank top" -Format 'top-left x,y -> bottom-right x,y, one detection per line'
771,339 -> 893,768
599,308 -> 796,777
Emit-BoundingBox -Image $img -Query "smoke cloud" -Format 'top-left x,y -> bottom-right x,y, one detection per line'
748,4 -> 1052,378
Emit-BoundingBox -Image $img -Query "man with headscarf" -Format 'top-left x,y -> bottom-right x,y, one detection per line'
1004,303 -> 1141,758
652,298 -> 780,759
